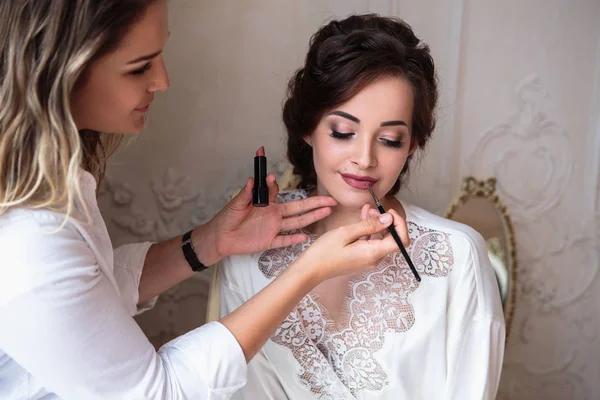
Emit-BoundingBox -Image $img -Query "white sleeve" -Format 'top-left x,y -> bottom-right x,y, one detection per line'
443,316 -> 505,399
0,218 -> 247,400
443,231 -> 506,400
218,264 -> 287,400
113,242 -> 157,315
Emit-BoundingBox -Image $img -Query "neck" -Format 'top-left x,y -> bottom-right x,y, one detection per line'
310,190 -> 405,236
314,205 -> 363,235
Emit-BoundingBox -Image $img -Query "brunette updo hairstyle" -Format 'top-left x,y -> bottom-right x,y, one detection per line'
283,14 -> 438,195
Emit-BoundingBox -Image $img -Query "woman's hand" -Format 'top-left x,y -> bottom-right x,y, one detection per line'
220,212 -> 409,362
292,209 -> 409,284
358,204 -> 409,242
201,174 -> 338,264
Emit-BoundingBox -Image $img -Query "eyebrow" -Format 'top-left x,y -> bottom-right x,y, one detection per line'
328,111 -> 408,127
329,111 -> 360,123
380,120 -> 408,127
127,50 -> 162,65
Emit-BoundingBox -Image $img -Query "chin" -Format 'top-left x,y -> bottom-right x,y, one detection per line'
128,118 -> 146,134
326,182 -> 396,209
328,187 -> 373,209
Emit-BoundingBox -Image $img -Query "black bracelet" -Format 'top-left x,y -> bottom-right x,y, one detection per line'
181,230 -> 208,272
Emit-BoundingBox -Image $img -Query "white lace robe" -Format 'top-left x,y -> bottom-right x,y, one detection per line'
218,190 -> 505,400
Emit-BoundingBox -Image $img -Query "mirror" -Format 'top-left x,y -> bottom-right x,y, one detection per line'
444,177 -> 517,340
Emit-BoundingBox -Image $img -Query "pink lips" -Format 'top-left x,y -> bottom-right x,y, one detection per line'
340,173 -> 377,190
136,104 -> 149,113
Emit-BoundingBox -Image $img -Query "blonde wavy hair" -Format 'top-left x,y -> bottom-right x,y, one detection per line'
0,0 -> 157,219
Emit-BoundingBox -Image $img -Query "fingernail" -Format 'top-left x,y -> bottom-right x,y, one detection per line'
379,214 -> 392,224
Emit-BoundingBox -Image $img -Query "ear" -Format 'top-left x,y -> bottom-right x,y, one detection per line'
408,136 -> 419,156
303,135 -> 313,147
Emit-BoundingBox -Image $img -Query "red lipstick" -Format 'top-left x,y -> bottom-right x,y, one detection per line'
340,173 -> 378,190
253,146 -> 268,207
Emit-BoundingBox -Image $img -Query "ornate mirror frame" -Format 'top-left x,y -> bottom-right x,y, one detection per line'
444,176 -> 517,340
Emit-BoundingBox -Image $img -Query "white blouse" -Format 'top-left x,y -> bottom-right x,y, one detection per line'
0,171 -> 247,400
218,190 -> 505,400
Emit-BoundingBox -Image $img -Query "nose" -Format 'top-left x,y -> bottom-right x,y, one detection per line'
351,137 -> 377,169
149,55 -> 170,92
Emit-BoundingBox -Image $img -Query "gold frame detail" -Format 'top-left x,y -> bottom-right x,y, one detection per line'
444,176 -> 517,341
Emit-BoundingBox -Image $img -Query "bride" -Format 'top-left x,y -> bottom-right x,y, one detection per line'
212,14 -> 505,400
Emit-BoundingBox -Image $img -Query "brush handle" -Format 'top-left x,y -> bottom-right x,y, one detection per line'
375,204 -> 421,282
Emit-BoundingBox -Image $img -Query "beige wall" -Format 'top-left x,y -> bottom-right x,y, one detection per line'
98,1 -> 600,398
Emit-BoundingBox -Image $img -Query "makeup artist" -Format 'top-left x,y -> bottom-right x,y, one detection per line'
0,1 -> 409,400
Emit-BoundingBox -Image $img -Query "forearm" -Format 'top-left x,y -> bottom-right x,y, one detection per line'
138,220 -> 221,304
219,258 -> 316,362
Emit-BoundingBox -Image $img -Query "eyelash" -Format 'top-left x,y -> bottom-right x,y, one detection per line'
329,130 -> 403,149
330,130 -> 354,140
130,62 -> 152,75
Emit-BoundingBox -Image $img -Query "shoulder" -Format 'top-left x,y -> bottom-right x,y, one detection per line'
403,201 -> 487,258
0,207 -> 86,245
402,201 -> 504,318
0,208 -> 97,305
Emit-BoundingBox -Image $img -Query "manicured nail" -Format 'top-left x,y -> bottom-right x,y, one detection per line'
379,213 -> 392,224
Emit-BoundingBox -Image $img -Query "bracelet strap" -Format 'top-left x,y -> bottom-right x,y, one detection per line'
181,230 -> 208,272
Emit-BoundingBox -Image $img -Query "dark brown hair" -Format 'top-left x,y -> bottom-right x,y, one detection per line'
283,14 -> 438,195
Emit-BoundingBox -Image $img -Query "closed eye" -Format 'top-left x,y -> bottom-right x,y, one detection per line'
381,138 -> 403,148
330,130 -> 354,139
130,62 -> 152,75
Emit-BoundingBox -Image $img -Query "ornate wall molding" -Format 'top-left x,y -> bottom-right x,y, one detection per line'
468,76 -> 597,310
498,363 -> 587,400
473,74 -> 599,398
470,75 -> 573,220
100,158 -> 291,243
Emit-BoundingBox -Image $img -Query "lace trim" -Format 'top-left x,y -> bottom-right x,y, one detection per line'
257,201 -> 455,398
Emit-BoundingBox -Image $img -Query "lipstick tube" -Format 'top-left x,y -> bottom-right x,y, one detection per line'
253,146 -> 269,207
